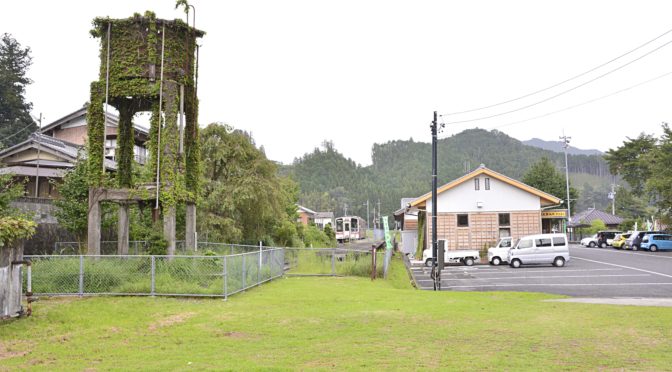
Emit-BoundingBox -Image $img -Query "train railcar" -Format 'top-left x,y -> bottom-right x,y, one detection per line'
335,216 -> 367,243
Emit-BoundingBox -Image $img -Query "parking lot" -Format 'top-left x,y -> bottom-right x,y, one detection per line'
410,244 -> 672,297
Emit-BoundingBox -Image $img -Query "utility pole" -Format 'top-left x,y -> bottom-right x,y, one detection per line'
560,132 -> 572,231
430,111 -> 443,291
609,182 -> 616,215
377,199 -> 381,223
34,113 -> 43,198
344,203 -> 348,217
366,200 -> 370,229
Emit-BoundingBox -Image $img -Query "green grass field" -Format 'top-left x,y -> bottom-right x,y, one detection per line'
2,257 -> 671,370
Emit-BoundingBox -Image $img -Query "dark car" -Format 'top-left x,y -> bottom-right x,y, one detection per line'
595,230 -> 622,248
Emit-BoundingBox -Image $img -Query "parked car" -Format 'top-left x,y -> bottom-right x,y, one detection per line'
626,231 -> 667,250
423,246 -> 481,267
580,234 -> 598,247
487,237 -> 514,266
611,233 -> 631,249
639,234 -> 672,252
508,233 -> 569,268
596,230 -> 622,248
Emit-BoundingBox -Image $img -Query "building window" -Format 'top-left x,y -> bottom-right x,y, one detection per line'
485,177 -> 490,190
457,214 -> 469,227
499,213 -> 510,226
474,178 -> 480,190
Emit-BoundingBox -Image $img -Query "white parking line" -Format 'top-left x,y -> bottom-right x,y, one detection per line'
443,282 -> 672,289
415,274 -> 649,283
449,268 -> 622,275
572,256 -> 672,279
572,247 -> 672,260
440,274 -> 650,281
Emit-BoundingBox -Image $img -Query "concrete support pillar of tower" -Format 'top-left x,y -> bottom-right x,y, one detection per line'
185,202 -> 197,251
164,205 -> 176,256
117,202 -> 130,255
87,188 -> 101,255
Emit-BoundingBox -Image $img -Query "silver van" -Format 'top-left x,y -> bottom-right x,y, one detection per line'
507,233 -> 569,268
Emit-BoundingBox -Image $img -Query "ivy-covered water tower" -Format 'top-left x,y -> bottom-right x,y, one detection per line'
86,11 -> 203,255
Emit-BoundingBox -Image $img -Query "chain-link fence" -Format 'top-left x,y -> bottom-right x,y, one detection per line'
54,241 -> 276,256
25,248 -> 284,298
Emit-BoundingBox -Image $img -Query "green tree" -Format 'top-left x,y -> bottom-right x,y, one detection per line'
0,167 -> 35,245
522,157 -> 578,211
53,157 -> 90,244
604,133 -> 656,194
0,33 -> 36,149
606,123 -> 672,224
646,124 -> 672,223
0,173 -> 24,216
587,219 -> 607,234
198,123 -> 300,245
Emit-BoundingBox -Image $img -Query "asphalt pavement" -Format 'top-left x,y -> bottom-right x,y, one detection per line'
409,244 -> 672,298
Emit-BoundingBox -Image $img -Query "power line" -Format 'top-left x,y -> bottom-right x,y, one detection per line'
438,69 -> 672,138
440,26 -> 672,117
491,70 -> 672,130
440,38 -> 672,125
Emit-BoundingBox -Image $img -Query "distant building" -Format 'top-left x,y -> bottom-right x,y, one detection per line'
569,208 -> 624,230
296,205 -> 316,226
314,211 -> 334,229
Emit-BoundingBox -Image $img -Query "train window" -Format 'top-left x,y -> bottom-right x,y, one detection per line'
336,219 -> 343,232
344,222 -> 350,231
352,218 -> 358,230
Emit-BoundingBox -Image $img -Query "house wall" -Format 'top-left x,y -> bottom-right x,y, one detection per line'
51,124 -> 117,145
4,149 -> 62,163
426,175 -> 541,213
426,211 -> 541,250
298,212 -> 311,226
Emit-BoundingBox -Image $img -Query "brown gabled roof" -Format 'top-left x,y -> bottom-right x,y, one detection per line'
410,165 -> 561,208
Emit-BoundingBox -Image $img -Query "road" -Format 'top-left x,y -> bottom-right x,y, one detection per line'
409,244 -> 672,298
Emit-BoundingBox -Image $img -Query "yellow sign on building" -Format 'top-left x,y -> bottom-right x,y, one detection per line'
541,210 -> 568,218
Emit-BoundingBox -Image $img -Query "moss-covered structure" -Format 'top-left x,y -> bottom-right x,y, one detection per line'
86,11 -> 203,255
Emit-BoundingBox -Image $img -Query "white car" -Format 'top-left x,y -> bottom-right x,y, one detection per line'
487,237 -> 514,266
508,233 -> 570,268
580,234 -> 598,247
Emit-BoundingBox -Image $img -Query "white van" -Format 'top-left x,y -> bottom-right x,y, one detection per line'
507,233 -> 569,268
487,237 -> 515,266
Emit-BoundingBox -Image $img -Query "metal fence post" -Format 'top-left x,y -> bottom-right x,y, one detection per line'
150,256 -> 156,296
78,255 -> 84,296
242,254 -> 247,290
331,248 -> 336,276
258,242 -> 262,284
223,256 -> 228,300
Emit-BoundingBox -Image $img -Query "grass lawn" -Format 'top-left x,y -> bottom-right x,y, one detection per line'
1,258 -> 671,370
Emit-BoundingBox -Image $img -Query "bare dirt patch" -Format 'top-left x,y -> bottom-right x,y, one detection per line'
0,341 -> 31,360
148,312 -> 196,331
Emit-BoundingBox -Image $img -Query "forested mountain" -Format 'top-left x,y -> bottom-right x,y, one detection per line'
282,129 -> 616,223
523,138 -> 602,156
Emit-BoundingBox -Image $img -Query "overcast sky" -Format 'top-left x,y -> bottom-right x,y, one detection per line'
3,1 -> 672,165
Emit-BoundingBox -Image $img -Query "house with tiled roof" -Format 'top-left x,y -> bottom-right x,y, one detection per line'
568,208 -> 624,229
